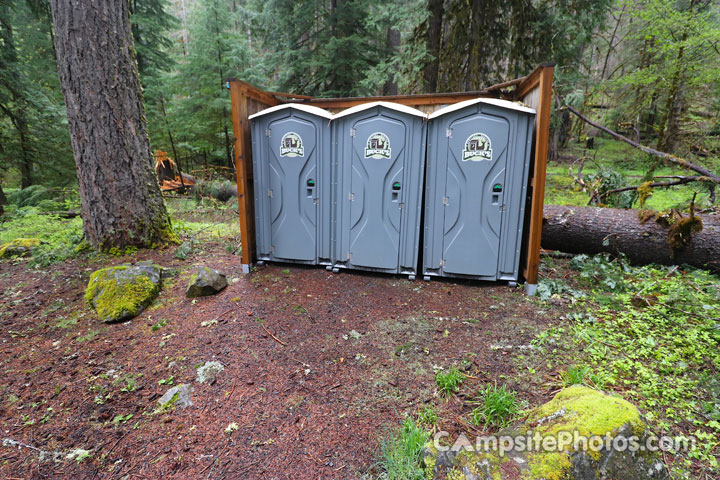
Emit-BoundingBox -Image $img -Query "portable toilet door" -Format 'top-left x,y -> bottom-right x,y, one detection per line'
249,104 -> 333,266
332,102 -> 427,278
423,98 -> 535,283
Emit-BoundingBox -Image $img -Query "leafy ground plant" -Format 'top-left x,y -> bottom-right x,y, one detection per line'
469,384 -> 521,429
377,417 -> 429,480
417,405 -> 438,427
435,366 -> 464,397
539,254 -> 720,476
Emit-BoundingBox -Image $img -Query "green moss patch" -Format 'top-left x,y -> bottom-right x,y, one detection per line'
0,238 -> 41,258
85,263 -> 162,323
527,386 -> 645,439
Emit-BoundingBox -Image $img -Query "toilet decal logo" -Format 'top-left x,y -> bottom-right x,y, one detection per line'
462,133 -> 492,162
280,132 -> 304,157
365,132 -> 391,159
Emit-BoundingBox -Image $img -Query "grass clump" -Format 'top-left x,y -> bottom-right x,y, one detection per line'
560,365 -> 591,387
435,366 -> 463,397
469,384 -> 521,429
377,418 -> 429,480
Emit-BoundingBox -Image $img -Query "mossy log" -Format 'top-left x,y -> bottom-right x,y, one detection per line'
542,204 -> 720,272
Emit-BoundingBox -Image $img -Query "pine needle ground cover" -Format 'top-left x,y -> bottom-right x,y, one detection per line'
1,198 -> 718,478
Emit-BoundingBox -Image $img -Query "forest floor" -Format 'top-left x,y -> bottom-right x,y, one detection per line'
1,197 -> 718,479
0,200 -> 563,479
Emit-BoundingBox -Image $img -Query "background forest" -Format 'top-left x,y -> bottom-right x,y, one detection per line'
2,0 -> 719,210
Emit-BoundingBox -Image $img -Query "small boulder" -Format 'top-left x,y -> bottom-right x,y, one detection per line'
157,384 -> 193,410
426,386 -> 669,480
0,238 -> 41,258
85,262 -> 162,323
196,361 -> 225,384
186,266 -> 227,298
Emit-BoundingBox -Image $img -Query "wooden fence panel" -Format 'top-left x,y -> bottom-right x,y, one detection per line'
227,63 -> 554,291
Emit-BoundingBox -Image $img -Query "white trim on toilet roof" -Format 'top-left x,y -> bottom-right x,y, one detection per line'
332,101 -> 426,119
248,103 -> 333,120
428,98 -> 535,119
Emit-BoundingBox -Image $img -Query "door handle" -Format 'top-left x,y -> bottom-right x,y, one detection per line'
492,183 -> 502,205
391,181 -> 401,201
306,178 -> 315,198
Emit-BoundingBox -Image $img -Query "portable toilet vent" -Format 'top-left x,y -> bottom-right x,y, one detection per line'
332,102 -> 427,279
422,98 -> 535,283
249,104 -> 333,266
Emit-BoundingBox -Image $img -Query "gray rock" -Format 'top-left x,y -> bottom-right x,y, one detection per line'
157,384 -> 193,410
186,266 -> 227,298
84,262 -> 162,323
196,361 -> 225,384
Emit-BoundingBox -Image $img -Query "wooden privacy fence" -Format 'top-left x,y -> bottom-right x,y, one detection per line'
227,62 -> 554,290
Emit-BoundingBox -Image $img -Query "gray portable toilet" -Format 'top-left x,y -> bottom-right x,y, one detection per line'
423,98 -> 535,283
249,104 -> 333,266
332,102 -> 427,278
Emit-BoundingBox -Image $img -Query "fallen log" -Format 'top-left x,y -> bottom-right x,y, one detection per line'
38,210 -> 80,218
541,204 -> 720,272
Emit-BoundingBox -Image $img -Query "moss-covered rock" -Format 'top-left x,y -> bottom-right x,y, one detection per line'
186,266 -> 227,298
0,238 -> 41,258
425,386 -> 668,480
85,262 -> 162,323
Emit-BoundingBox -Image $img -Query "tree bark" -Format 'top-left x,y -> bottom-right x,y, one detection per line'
656,0 -> 695,154
50,0 -> 175,250
423,0 -> 444,93
381,27 -> 400,96
542,204 -> 720,272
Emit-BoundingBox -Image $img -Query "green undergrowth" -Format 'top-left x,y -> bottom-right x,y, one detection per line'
0,206 -> 84,267
166,198 -> 240,253
547,137 -> 717,210
535,254 -> 720,477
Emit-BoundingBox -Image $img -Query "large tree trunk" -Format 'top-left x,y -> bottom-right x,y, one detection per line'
50,0 -> 175,250
422,0 -> 444,93
542,204 -> 720,272
381,27 -> 400,96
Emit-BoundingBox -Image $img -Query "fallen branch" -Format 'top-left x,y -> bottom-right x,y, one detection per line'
199,445 -> 228,475
562,104 -> 720,183
261,323 -> 286,346
598,176 -> 711,198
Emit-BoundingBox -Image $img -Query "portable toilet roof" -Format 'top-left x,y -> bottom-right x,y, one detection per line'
428,98 -> 535,119
333,101 -> 426,119
248,103 -> 333,120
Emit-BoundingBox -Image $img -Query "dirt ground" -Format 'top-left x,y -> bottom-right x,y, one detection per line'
0,235 -> 567,479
